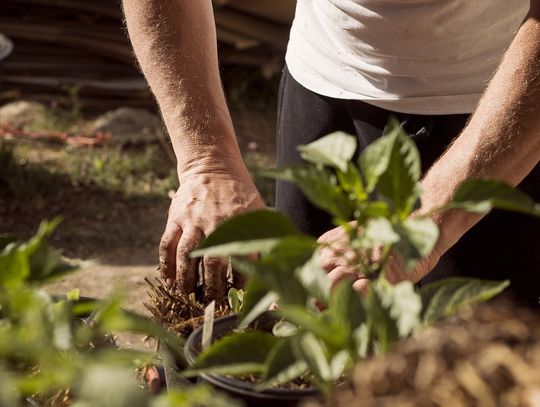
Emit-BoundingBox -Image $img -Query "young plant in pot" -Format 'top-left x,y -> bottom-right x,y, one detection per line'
184,118 -> 540,405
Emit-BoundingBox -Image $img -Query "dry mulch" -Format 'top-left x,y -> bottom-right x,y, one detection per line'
307,296 -> 540,407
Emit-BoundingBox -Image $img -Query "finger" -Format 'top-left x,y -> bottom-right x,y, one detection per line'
203,256 -> 227,303
175,227 -> 204,295
158,221 -> 182,285
327,266 -> 358,288
319,250 -> 349,271
352,278 -> 370,295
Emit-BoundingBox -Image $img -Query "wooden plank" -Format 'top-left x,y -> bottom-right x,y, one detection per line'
214,9 -> 290,49
0,23 -> 134,64
226,0 -> 296,25
216,27 -> 260,50
2,0 -> 123,19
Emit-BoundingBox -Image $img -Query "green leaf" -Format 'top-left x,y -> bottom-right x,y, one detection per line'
74,365 -> 149,407
193,239 -> 281,258
0,246 -> 29,286
359,121 -> 400,194
193,210 -> 300,257
278,306 -> 334,345
258,338 -> 307,390
359,118 -> 421,217
329,280 -> 366,347
272,320 -> 299,337
293,333 -> 331,383
238,289 -> 278,330
375,280 -> 422,338
358,201 -> 391,219
187,332 -> 279,376
329,350 -> 352,381
449,179 -> 540,217
263,165 -> 354,220
419,277 -> 510,324
90,295 -> 186,367
0,366 -> 20,407
261,235 -> 317,267
0,235 -> 18,251
227,288 -> 244,314
153,386 -> 241,407
353,324 -> 370,358
366,286 -> 399,354
337,163 -> 367,201
297,132 -> 357,172
233,235 -> 316,308
66,288 -> 80,302
359,217 -> 400,249
294,254 -> 331,303
233,256 -> 307,308
393,217 -> 439,271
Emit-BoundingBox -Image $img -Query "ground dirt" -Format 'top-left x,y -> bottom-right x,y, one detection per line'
0,100 -> 277,349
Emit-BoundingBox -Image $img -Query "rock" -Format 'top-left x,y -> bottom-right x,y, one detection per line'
0,100 -> 48,129
88,107 -> 165,145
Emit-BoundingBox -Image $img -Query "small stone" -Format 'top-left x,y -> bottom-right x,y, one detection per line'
0,100 -> 48,129
87,107 -> 165,145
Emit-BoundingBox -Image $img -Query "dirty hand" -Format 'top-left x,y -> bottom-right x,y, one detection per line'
159,160 -> 265,301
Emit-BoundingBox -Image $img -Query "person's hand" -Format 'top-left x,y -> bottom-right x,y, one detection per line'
318,223 -> 443,293
159,158 -> 265,302
318,224 -> 370,293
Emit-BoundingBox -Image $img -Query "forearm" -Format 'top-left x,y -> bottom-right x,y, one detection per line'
122,0 -> 243,176
421,4 -> 540,253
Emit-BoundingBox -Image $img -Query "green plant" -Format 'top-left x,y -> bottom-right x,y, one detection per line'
0,219 -> 239,407
187,118 -> 539,396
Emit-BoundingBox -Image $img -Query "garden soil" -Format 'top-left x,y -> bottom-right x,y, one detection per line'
0,103 -> 277,350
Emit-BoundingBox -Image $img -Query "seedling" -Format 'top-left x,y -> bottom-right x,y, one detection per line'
187,118 -> 539,396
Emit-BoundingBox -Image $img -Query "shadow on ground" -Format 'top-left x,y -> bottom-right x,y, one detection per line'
0,153 -> 169,266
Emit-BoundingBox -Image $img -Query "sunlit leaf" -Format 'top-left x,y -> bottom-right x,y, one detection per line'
329,350 -> 351,381
337,163 -> 367,201
294,254 -> 331,303
192,210 -> 300,257
394,217 -> 439,271
262,166 -> 354,220
419,277 -> 510,324
193,239 -> 281,258
375,280 -> 422,338
359,217 -> 400,249
278,307 -> 335,346
359,118 -> 421,217
449,179 -> 540,217
227,288 -> 244,314
298,132 -> 357,172
272,320 -> 299,338
293,333 -> 331,384
73,365 -> 149,407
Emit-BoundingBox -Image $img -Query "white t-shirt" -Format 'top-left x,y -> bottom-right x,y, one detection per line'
285,0 -> 530,115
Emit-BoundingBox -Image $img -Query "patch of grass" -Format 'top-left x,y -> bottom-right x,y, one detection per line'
0,139 -> 179,199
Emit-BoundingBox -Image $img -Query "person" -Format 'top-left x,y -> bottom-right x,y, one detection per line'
123,1 -> 540,305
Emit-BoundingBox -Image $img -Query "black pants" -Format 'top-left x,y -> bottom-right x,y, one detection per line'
276,66 -> 540,305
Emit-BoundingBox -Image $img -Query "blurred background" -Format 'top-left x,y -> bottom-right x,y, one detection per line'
0,0 -> 293,326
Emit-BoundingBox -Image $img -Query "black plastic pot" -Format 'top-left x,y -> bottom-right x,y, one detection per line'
183,314 -> 320,407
